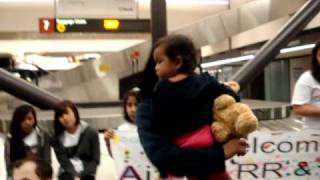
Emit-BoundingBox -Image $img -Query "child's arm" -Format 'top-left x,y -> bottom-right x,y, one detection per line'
104,129 -> 114,157
206,74 -> 240,102
137,99 -> 227,177
4,136 -> 12,178
50,136 -> 78,177
81,128 -> 100,177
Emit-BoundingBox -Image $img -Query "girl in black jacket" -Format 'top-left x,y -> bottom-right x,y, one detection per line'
5,105 -> 51,179
51,100 -> 100,180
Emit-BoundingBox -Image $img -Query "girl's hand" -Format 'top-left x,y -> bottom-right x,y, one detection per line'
104,129 -> 114,142
223,138 -> 248,159
74,176 -> 80,180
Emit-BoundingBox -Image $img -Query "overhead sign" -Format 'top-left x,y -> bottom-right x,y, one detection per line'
56,0 -> 137,18
226,131 -> 320,179
103,19 -> 120,30
55,18 -> 150,33
38,18 -> 55,33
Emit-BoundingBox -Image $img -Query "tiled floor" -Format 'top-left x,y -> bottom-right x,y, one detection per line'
0,133 -> 118,180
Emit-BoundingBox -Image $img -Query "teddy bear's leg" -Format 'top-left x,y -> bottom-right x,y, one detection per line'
211,122 -> 231,143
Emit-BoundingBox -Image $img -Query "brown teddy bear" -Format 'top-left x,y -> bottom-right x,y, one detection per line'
211,81 -> 258,143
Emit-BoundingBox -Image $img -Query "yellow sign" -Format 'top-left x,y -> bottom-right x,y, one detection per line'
103,19 -> 120,30
111,134 -> 120,145
99,64 -> 111,72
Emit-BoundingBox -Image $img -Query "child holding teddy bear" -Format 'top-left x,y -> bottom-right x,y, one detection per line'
151,34 -> 249,180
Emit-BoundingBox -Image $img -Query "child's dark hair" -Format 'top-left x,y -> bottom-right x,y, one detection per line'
155,34 -> 197,74
311,41 -> 320,83
54,100 -> 80,135
9,104 -> 37,162
123,90 -> 140,123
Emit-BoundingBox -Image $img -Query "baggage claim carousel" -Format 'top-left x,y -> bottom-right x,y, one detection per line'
0,99 -> 301,133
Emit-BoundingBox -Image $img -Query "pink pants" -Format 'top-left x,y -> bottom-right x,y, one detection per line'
169,125 -> 229,180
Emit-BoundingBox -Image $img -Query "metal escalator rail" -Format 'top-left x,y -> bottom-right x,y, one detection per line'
232,0 -> 320,90
0,68 -> 62,109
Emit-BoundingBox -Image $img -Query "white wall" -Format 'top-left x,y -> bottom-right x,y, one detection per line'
0,2 -> 55,32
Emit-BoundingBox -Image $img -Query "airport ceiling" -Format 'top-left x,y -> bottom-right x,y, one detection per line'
0,0 -> 231,54
0,0 -> 236,71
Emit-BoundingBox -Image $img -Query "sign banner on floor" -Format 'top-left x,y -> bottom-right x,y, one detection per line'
111,130 -> 320,180
0,134 -> 6,178
226,131 -> 320,179
111,131 -> 159,180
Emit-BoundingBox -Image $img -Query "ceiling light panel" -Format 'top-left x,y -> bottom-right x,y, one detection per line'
201,55 -> 255,68
0,39 -> 145,54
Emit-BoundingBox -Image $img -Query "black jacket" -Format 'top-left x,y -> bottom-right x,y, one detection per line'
137,99 -> 227,177
51,121 -> 100,178
5,127 -> 51,178
153,73 -> 240,140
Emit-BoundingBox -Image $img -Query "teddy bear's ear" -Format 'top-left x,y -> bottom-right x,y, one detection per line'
224,81 -> 240,93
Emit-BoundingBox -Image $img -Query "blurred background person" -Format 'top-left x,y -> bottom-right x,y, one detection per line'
292,41 -> 320,130
5,104 -> 51,179
13,156 -> 53,180
103,89 -> 140,156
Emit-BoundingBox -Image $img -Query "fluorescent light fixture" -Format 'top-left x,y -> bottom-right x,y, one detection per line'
201,43 -> 316,68
15,62 -> 38,71
25,55 -> 80,71
201,55 -> 254,68
37,63 -> 80,71
280,43 -> 315,54
0,39 -> 145,54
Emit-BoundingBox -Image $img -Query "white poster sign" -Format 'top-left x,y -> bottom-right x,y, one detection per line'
56,0 -> 137,18
226,131 -> 320,179
111,130 -> 320,180
0,135 -> 6,179
110,131 -> 159,180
